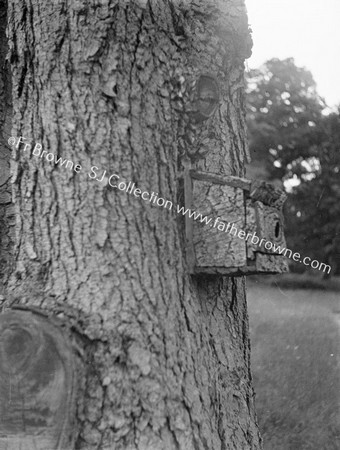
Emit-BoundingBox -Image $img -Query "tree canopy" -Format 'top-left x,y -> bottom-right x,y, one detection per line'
246,58 -> 340,274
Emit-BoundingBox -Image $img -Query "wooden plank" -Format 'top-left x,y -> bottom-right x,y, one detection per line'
245,200 -> 289,273
255,202 -> 286,252
244,199 -> 258,261
0,309 -> 76,450
245,200 -> 287,254
184,170 -> 196,272
189,170 -> 251,191
190,178 -> 247,269
255,253 -> 289,274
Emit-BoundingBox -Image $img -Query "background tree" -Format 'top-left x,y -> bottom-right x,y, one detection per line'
285,111 -> 340,275
246,58 -> 325,182
246,57 -> 340,275
0,1 -> 262,449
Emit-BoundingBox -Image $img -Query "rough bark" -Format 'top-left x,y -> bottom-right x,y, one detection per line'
1,0 -> 262,449
0,0 -> 14,282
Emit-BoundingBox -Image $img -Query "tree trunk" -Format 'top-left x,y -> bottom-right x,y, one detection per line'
0,0 -> 14,281
1,0 -> 262,449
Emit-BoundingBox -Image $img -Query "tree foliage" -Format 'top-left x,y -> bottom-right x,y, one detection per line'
285,111 -> 340,274
246,58 -> 340,274
246,58 -> 325,181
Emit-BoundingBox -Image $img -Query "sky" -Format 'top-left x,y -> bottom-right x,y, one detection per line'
245,0 -> 340,108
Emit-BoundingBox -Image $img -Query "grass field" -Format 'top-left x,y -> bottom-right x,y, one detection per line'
247,279 -> 340,450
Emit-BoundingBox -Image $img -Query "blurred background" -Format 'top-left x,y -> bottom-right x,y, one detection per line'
245,1 -> 340,448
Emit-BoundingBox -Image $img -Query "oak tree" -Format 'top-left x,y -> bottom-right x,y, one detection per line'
0,1 -> 262,449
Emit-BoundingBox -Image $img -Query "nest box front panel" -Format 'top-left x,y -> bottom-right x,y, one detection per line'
245,199 -> 288,274
245,201 -> 287,251
254,252 -> 289,274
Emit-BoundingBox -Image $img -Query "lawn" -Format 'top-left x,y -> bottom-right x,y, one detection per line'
247,279 -> 340,450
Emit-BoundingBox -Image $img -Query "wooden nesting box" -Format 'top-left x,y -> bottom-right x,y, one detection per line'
184,170 -> 289,275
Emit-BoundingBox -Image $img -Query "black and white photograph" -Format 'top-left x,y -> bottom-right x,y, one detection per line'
0,0 -> 339,449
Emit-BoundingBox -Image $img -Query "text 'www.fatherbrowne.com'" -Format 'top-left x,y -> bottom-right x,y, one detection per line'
8,136 -> 332,275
